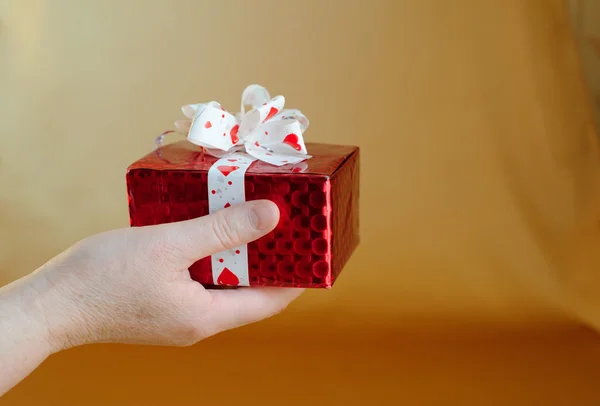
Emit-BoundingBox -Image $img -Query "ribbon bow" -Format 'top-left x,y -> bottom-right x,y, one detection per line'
174,85 -> 311,166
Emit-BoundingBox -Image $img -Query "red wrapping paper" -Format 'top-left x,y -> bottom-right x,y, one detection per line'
126,141 -> 359,288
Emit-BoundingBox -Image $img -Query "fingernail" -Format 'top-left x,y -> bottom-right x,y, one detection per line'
249,201 -> 279,231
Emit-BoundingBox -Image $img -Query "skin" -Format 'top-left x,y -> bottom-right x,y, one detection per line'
0,200 -> 303,396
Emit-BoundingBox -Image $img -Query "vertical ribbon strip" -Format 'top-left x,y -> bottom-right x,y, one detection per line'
207,152 -> 256,286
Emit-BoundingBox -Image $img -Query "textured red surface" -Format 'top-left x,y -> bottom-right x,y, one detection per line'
126,141 -> 359,288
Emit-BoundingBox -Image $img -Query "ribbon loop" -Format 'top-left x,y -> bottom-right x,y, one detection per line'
187,104 -> 239,151
271,109 -> 310,132
240,84 -> 271,114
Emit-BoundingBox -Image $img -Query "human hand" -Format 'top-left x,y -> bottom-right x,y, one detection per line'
25,200 -> 303,351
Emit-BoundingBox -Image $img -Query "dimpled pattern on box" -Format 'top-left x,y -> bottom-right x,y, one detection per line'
126,141 -> 359,288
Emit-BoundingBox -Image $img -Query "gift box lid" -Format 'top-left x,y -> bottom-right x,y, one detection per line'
128,141 -> 358,176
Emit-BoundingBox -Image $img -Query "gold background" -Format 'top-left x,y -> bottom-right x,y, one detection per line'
3,0 -> 600,404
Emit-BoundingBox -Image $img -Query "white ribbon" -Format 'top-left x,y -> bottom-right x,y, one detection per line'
174,84 -> 311,166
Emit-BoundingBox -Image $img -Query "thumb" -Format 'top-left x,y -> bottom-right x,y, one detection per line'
145,200 -> 279,266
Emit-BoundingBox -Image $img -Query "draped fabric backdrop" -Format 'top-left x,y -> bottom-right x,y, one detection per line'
570,0 -> 600,128
2,0 -> 600,404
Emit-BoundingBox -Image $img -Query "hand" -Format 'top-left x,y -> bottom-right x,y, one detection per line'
25,200 -> 303,350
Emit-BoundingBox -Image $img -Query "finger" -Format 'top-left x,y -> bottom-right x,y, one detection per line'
147,200 -> 279,266
202,287 -> 304,335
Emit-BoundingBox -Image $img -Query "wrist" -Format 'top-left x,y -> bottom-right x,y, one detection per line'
0,276 -> 54,359
16,266 -> 92,353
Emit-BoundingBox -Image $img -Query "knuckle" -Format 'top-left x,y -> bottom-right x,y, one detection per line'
210,212 -> 239,249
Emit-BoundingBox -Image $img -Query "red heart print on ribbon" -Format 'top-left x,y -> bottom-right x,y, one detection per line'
230,124 -> 240,144
217,268 -> 240,286
217,165 -> 239,176
283,133 -> 302,151
263,106 -> 279,122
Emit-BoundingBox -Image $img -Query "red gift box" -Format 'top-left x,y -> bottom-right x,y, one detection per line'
126,141 -> 359,288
